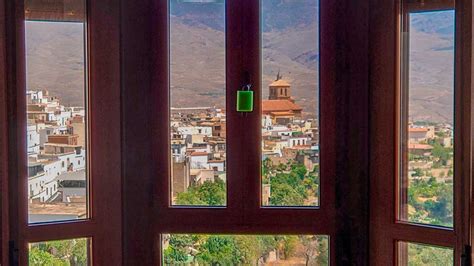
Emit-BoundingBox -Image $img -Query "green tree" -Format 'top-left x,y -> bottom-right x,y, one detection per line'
28,239 -> 87,266
432,143 -> 452,166
196,236 -> 241,265
407,243 -> 453,266
269,183 -> 305,205
281,236 -> 298,259
176,179 -> 226,206
29,248 -> 65,266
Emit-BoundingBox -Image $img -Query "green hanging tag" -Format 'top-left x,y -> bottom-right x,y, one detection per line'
236,84 -> 254,112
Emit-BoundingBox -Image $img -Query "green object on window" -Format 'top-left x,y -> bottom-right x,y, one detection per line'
236,90 -> 254,112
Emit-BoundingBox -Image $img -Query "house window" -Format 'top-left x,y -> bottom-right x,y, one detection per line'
399,8 -> 455,228
0,0 -> 122,263
169,0 -> 226,206
261,0 -> 319,207
153,0 -> 336,264
25,13 -> 88,223
371,0 -> 469,265
397,2 -> 459,264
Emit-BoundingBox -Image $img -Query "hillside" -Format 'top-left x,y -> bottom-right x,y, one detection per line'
25,4 -> 455,123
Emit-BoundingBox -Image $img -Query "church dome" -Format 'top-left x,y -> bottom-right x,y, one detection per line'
269,79 -> 291,87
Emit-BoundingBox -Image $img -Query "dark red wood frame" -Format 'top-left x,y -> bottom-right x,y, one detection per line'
1,0 -> 122,265
121,0 -> 370,265
2,0 -> 451,264
1,0 -> 9,264
370,0 -> 473,265
151,0 -> 337,232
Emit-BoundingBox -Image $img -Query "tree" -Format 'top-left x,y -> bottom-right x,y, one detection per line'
28,239 -> 88,266
196,236 -> 241,265
407,243 -> 453,266
432,143 -> 452,166
281,236 -> 298,259
234,236 -> 261,264
269,183 -> 305,205
176,179 -> 226,206
29,248 -> 65,266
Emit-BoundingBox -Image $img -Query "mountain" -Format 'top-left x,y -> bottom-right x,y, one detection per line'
26,21 -> 85,106
25,3 -> 454,123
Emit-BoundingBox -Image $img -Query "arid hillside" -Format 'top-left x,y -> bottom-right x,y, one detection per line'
25,2 -> 455,123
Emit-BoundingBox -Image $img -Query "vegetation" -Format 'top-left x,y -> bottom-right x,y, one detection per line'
170,163 -> 328,265
29,239 -> 88,266
407,243 -> 453,266
408,177 -> 453,227
262,158 -> 319,206
176,179 -> 226,206
163,234 -> 329,265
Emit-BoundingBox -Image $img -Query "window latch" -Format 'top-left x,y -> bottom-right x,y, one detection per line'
236,84 -> 254,112
461,245 -> 472,266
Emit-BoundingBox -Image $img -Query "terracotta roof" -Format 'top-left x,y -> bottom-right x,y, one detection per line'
262,100 -> 302,113
270,111 -> 295,116
409,127 -> 429,132
408,144 -> 433,150
269,79 -> 291,87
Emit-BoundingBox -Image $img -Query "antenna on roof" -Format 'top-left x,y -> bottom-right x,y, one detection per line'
275,69 -> 282,81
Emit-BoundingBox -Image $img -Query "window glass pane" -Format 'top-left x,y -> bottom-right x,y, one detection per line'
398,242 -> 453,266
170,0 -> 226,206
162,234 -> 329,265
399,9 -> 455,227
29,238 -> 90,266
261,0 -> 319,207
26,0 -> 87,223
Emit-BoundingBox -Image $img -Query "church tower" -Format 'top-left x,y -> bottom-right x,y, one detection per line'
268,72 -> 291,100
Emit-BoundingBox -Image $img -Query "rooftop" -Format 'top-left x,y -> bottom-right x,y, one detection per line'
269,79 -> 291,87
409,127 -> 429,132
262,100 -> 302,112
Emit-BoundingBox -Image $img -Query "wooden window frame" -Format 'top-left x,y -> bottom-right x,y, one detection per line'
121,0 -> 370,265
1,0 -> 9,264
151,0 -> 338,233
1,0 -> 373,264
0,0 -> 122,264
370,0 -> 473,265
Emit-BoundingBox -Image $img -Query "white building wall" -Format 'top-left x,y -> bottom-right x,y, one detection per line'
27,125 -> 40,155
208,161 -> 225,171
190,155 -> 209,169
177,126 -> 212,137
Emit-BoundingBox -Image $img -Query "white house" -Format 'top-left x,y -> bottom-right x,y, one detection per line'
177,126 -> 212,137
27,124 -> 40,155
189,152 -> 209,169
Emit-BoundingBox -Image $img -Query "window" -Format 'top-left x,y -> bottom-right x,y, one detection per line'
152,0 -> 338,264
3,0 -> 122,264
371,0 -> 471,264
399,9 -> 455,228
3,0 -> 471,264
169,0 -> 226,206
25,4 -> 88,223
261,0 -> 319,207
